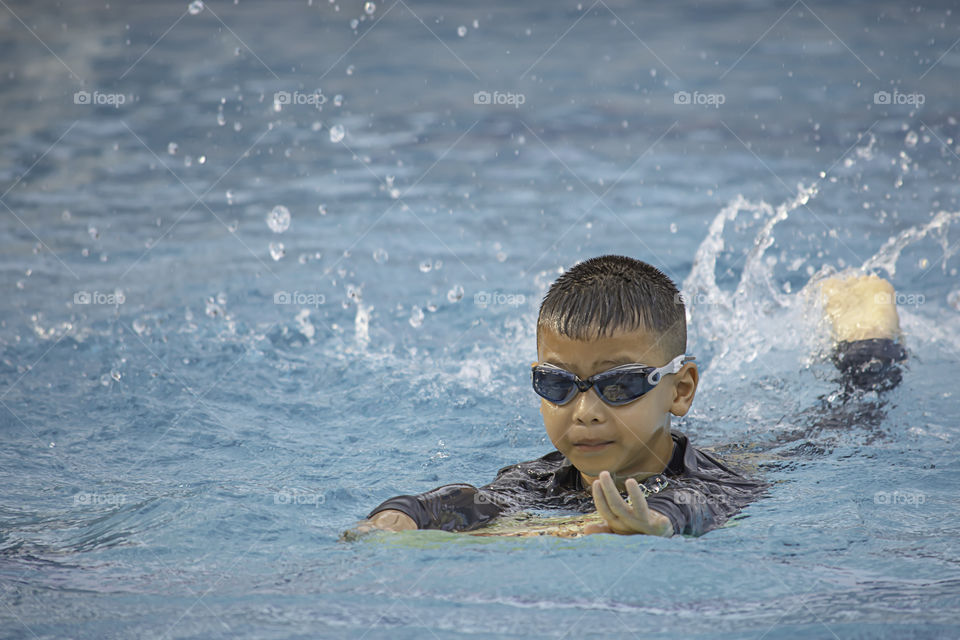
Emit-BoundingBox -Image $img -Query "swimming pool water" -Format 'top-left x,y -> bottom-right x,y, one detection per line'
1,1 -> 959,638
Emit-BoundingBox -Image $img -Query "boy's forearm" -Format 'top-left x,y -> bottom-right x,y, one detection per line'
340,509 -> 418,540
367,509 -> 418,531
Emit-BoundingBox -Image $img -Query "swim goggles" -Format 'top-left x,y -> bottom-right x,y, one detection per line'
531,354 -> 695,406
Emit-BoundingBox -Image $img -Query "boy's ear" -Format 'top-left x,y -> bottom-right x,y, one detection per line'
669,363 -> 699,417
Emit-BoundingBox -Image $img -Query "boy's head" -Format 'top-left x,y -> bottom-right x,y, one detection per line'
534,255 -> 698,489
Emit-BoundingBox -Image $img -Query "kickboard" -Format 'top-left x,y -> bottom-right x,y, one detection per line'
462,511 -> 608,538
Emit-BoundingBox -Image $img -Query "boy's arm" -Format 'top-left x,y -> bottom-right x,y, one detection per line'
340,509 -> 417,540
341,483 -> 506,540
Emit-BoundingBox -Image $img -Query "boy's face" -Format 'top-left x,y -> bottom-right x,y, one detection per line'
535,324 -> 696,489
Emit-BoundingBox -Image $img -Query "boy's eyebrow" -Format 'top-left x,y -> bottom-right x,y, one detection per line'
547,357 -> 634,370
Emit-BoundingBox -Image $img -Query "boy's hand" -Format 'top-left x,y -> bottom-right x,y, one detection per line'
583,470 -> 673,537
339,509 -> 417,541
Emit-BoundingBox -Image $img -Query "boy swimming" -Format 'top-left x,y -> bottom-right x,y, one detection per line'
343,255 -> 905,538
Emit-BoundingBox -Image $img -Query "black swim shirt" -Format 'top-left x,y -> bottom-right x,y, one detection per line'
366,430 -> 768,537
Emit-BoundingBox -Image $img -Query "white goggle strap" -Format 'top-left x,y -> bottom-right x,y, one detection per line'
646,354 -> 696,386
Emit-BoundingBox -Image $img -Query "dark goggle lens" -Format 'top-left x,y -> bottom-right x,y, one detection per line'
532,365 -> 657,406
594,369 -> 655,405
532,368 -> 577,404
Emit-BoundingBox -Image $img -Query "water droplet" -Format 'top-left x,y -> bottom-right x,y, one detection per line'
217,111 -> 226,126
333,94 -> 343,107
100,373 -> 111,386
373,248 -> 389,263
349,18 -> 359,29
447,284 -> 464,302
228,220 -> 238,232
233,121 -> 243,132
188,0 -> 204,15
905,130 -> 918,148
205,297 -> 222,318
111,370 -> 122,382
389,188 -> 400,199
419,260 -> 432,273
225,189 -> 234,204
198,155 -> 206,164
495,251 -> 507,262
472,19 -> 479,28
947,289 -> 960,311
364,1 -> 376,14
669,222 -> 678,233
409,306 -> 424,327
457,25 -> 467,37
132,318 -> 147,335
267,205 -> 291,233
269,241 -> 285,261
329,124 -> 345,143
345,64 -> 355,75
318,204 -> 328,215
918,257 -> 929,269
167,142 -> 178,155
88,226 -> 99,240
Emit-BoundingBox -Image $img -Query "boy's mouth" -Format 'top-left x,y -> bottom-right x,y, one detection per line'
573,440 -> 614,451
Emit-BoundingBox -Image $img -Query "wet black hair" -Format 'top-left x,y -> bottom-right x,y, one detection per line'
537,255 -> 686,359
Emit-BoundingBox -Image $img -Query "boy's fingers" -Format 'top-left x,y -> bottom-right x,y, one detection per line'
625,480 -> 653,525
592,479 -> 618,526
599,471 -> 634,522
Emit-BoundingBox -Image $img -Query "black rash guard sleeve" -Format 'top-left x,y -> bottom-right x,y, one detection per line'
366,483 -> 506,532
832,337 -> 907,391
644,446 -> 765,536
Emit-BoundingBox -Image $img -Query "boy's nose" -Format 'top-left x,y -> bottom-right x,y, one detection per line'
571,387 -> 606,423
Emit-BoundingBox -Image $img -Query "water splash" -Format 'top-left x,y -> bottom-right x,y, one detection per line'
861,209 -> 960,278
682,176 -> 958,384
683,182 -> 820,375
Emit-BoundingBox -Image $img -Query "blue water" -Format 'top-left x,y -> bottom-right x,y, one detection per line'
2,1 -> 959,638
